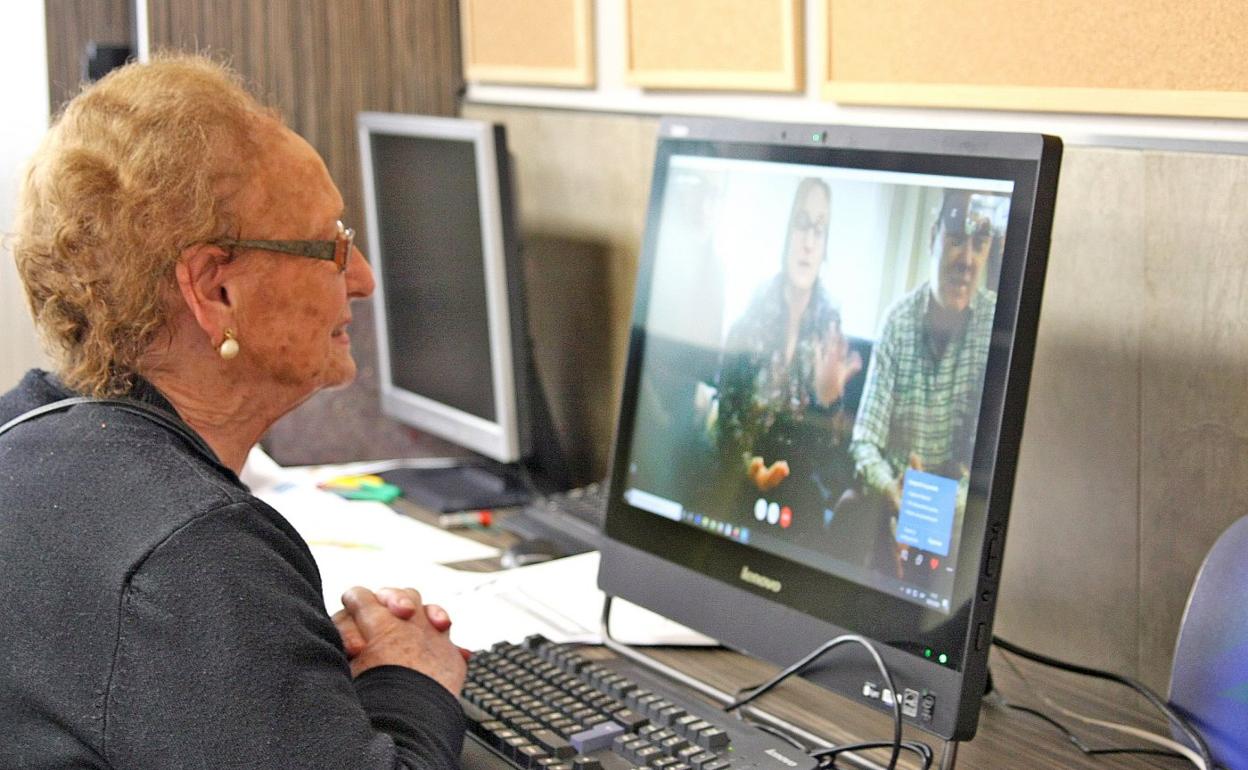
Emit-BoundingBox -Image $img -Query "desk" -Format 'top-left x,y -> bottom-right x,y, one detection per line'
386,501 -> 1185,770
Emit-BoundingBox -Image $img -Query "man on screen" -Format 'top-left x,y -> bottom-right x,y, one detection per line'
849,189 -> 1006,580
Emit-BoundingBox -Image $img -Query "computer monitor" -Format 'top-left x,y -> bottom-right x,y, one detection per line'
357,113 -> 533,511
600,117 -> 1061,741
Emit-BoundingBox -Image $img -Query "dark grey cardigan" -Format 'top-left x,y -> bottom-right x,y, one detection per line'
0,369 -> 465,768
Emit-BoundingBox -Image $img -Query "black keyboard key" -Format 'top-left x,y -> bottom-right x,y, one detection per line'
687,752 -> 717,770
675,747 -> 704,767
695,728 -> 729,750
673,715 -> 701,734
702,761 -> 730,770
657,706 -> 686,726
621,738 -> 648,761
636,746 -> 664,766
504,735 -> 532,759
531,729 -> 576,759
523,634 -> 549,651
612,708 -> 649,730
661,736 -> 690,755
572,757 -> 603,770
517,744 -> 551,767
582,713 -> 609,728
490,728 -> 519,749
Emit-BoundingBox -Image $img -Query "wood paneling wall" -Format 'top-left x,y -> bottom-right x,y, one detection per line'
44,0 -> 133,111
146,0 -> 466,464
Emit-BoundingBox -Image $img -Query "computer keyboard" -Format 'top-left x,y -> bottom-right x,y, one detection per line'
462,635 -> 818,770
499,483 -> 608,556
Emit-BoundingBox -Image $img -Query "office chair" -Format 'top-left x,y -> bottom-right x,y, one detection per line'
1169,515 -> 1248,770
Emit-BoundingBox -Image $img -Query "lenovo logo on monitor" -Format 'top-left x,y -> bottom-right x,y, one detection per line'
739,565 -> 782,593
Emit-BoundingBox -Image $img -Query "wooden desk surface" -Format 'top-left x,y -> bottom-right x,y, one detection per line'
391,501 -> 1186,769
632,646 -> 1186,770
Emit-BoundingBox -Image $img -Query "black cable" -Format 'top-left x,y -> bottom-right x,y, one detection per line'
749,721 -> 811,753
811,740 -> 934,770
724,635 -> 904,770
993,636 -> 1214,770
1004,702 -> 1186,761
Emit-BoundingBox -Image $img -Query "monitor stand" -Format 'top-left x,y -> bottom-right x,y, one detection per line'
381,463 -> 531,512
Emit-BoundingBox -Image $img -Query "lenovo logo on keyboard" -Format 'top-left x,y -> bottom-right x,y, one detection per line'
739,566 -> 782,593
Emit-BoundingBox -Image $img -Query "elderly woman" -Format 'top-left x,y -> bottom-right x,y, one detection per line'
0,56 -> 466,767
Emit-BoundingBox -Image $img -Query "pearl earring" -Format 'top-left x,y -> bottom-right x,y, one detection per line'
218,329 -> 240,360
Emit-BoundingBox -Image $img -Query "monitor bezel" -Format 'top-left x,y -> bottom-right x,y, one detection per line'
599,116 -> 1061,740
357,112 -> 527,463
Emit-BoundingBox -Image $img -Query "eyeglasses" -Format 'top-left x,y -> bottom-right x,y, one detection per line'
214,220 -> 355,272
792,212 -> 827,240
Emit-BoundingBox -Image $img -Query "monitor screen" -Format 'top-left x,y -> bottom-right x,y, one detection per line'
601,118 -> 1061,741
357,114 -> 528,463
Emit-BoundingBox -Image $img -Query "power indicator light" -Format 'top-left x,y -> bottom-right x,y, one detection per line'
938,653 -> 949,665
924,648 -> 932,658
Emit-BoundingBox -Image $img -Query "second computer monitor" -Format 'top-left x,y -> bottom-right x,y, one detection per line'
358,113 -> 530,465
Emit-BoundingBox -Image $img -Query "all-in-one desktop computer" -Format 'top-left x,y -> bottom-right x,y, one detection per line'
459,116 -> 1061,770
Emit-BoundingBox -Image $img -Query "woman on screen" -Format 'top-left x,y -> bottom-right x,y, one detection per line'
715,177 -> 863,500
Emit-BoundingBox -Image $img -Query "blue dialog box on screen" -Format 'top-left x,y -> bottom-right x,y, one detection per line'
896,469 -> 957,557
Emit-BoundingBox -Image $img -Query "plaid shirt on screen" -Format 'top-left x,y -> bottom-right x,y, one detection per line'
850,283 -> 996,493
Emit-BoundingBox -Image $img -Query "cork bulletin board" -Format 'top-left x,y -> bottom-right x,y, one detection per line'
626,0 -> 803,92
461,0 -> 595,87
821,0 -> 1248,118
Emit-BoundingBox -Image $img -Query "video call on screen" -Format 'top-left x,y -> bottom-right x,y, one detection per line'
623,155 -> 1014,613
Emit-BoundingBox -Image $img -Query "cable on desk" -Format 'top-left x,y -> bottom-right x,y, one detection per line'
810,740 -> 933,770
723,634 -> 909,770
992,637 -> 1214,770
1000,700 -> 1188,763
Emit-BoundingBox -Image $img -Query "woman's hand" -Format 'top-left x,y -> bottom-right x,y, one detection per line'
748,455 -> 790,491
332,586 -> 471,694
814,321 -> 863,406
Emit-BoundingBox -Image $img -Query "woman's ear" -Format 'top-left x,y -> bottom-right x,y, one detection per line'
175,242 -> 235,338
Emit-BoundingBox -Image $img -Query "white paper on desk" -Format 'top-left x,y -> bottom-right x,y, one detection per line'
438,552 -> 718,651
252,483 -> 500,614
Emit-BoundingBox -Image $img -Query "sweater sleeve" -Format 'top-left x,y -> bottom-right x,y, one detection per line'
102,501 -> 465,769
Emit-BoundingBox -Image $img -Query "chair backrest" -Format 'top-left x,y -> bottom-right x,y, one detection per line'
1169,515 -> 1248,770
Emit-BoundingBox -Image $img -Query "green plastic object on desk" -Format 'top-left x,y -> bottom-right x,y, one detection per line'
319,474 -> 403,503
336,483 -> 402,503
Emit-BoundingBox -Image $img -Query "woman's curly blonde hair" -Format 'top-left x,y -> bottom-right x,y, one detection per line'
11,53 -> 278,396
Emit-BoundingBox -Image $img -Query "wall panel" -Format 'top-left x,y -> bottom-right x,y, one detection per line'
462,104 -> 657,480
823,0 -> 1248,117
998,148 -> 1145,678
44,0 -> 132,111
1138,151 -> 1248,689
626,0 -> 802,91
147,0 -> 464,464
461,0 -> 594,86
